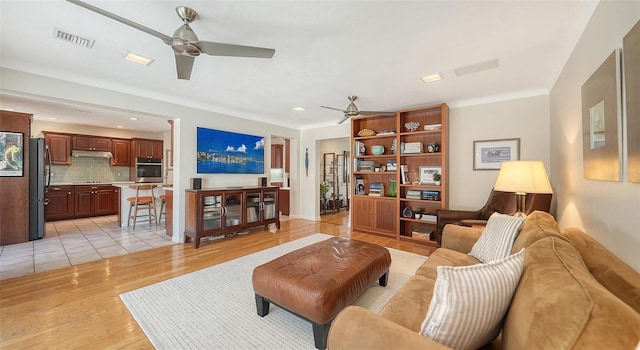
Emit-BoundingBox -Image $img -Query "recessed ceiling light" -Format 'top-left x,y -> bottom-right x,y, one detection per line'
48,117 -> 57,120
293,107 -> 305,111
130,117 -> 138,121
116,125 -> 124,128
124,52 -> 154,66
421,74 -> 443,83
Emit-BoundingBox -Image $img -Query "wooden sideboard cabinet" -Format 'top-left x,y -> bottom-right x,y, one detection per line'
184,187 -> 280,248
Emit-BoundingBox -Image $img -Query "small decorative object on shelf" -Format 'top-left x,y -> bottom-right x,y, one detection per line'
433,173 -> 441,185
427,143 -> 439,153
373,162 -> 382,172
371,145 -> 385,155
357,129 -> 376,137
413,208 -> 422,219
377,129 -> 396,135
388,179 -> 397,197
391,139 -> 397,154
424,123 -> 442,131
404,121 -> 420,132
402,206 -> 413,218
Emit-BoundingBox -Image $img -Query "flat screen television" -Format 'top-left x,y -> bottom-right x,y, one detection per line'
197,127 -> 264,174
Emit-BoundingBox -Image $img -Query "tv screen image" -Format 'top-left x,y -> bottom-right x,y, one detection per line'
197,127 -> 265,174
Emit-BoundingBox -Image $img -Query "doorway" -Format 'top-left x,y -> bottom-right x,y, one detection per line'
318,138 -> 350,218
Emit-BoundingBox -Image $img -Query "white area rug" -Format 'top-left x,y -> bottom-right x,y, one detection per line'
120,234 -> 427,349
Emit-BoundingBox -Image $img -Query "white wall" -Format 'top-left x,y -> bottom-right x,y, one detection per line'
550,1 -> 640,271
448,95 -> 551,210
31,120 -> 162,140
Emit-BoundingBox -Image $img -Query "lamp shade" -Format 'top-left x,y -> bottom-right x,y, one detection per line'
494,161 -> 553,194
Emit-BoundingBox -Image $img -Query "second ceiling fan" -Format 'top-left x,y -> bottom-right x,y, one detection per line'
321,96 -> 395,124
66,0 -> 275,80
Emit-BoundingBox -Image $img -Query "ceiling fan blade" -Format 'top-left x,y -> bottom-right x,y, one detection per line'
321,106 -> 347,113
194,41 -> 275,58
336,115 -> 351,124
175,54 -> 195,80
66,0 -> 172,45
359,111 -> 396,116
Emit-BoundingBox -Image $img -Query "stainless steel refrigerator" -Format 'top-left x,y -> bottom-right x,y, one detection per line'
29,138 -> 50,240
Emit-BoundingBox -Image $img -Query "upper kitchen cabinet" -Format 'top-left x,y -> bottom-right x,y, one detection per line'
111,138 -> 131,167
44,132 -> 71,165
132,139 -> 163,160
271,144 -> 283,168
72,135 -> 111,151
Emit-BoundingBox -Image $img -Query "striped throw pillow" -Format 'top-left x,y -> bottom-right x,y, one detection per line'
419,249 -> 525,350
469,212 -> 526,263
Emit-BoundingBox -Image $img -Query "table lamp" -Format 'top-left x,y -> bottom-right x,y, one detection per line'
494,161 -> 553,217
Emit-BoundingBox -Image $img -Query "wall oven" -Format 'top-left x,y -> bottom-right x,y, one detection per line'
135,158 -> 163,183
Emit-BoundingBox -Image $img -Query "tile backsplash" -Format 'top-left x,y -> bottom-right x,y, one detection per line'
50,157 -> 130,183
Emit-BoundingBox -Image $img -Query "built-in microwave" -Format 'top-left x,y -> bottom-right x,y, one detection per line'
135,158 -> 163,183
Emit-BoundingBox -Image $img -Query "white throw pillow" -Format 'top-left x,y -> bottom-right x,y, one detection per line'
419,249 -> 525,350
469,212 -> 526,263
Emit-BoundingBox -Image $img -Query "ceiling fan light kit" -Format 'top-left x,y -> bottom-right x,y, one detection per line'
321,95 -> 395,124
66,0 -> 275,80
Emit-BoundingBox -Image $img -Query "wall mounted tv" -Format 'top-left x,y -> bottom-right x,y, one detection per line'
197,127 -> 265,174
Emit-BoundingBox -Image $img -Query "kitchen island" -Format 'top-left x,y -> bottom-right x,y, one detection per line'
112,182 -> 166,228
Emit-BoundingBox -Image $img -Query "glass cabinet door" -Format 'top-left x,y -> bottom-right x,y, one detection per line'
263,189 -> 277,220
225,192 -> 243,228
202,194 -> 222,231
246,191 -> 261,224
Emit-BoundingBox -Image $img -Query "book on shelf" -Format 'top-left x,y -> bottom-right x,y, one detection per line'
402,142 -> 423,154
400,165 -> 409,184
411,229 -> 432,241
354,140 -> 366,156
422,190 -> 441,201
376,129 -> 396,135
420,214 -> 437,222
406,190 -> 422,199
368,182 -> 384,196
355,176 -> 365,195
424,124 -> 442,131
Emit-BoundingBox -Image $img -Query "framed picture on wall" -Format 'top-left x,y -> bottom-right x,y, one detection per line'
0,131 -> 24,177
473,138 -> 520,170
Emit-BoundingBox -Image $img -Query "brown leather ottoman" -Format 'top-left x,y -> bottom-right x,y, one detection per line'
252,237 -> 391,350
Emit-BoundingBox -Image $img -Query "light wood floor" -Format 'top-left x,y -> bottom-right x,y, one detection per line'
0,213 -> 435,349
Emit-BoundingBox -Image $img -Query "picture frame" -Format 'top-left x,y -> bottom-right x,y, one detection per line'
581,49 -> 622,181
0,131 -> 24,177
473,138 -> 520,170
196,127 -> 265,174
418,166 -> 441,185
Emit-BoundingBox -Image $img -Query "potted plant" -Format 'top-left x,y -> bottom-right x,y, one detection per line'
320,182 -> 329,198
414,208 -> 422,219
433,173 -> 441,186
373,162 -> 382,172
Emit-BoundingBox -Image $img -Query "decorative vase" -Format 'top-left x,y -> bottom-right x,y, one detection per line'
371,145 -> 385,155
435,180 -> 441,186
388,179 -> 397,197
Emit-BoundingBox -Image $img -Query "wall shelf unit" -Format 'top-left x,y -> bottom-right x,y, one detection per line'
350,103 -> 449,247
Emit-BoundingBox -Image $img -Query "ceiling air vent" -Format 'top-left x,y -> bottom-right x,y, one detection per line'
53,27 -> 95,48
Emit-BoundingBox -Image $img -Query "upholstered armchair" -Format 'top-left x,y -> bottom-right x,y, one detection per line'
435,188 -> 552,244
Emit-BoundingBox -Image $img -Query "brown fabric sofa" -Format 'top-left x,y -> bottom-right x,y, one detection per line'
327,211 -> 640,349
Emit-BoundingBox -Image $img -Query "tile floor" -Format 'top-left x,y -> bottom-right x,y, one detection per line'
0,215 -> 175,280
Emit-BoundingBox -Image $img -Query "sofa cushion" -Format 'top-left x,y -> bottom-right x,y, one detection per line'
415,248 -> 480,280
563,227 -> 640,313
469,212 -> 526,262
503,237 -> 640,349
378,275 -> 435,332
511,210 -> 568,253
419,249 -> 525,350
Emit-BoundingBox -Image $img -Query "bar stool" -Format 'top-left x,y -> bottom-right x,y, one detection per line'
159,194 -> 166,223
127,185 -> 158,229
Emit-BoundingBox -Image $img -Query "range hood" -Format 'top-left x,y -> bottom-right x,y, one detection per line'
72,150 -> 113,158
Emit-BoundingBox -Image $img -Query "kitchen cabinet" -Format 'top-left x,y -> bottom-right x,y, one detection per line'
279,188 -> 290,216
132,139 -> 163,159
111,138 -> 131,166
185,187 -> 280,248
44,132 -> 72,165
72,135 -> 111,151
74,185 -> 116,217
271,144 -> 283,168
45,185 -> 74,221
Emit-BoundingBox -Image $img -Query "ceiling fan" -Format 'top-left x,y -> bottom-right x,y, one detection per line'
66,0 -> 275,80
321,96 -> 395,124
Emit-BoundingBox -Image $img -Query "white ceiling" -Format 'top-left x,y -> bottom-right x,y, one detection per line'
0,0 -> 598,132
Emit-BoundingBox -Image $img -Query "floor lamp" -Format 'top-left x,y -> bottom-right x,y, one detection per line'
494,161 -> 553,217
